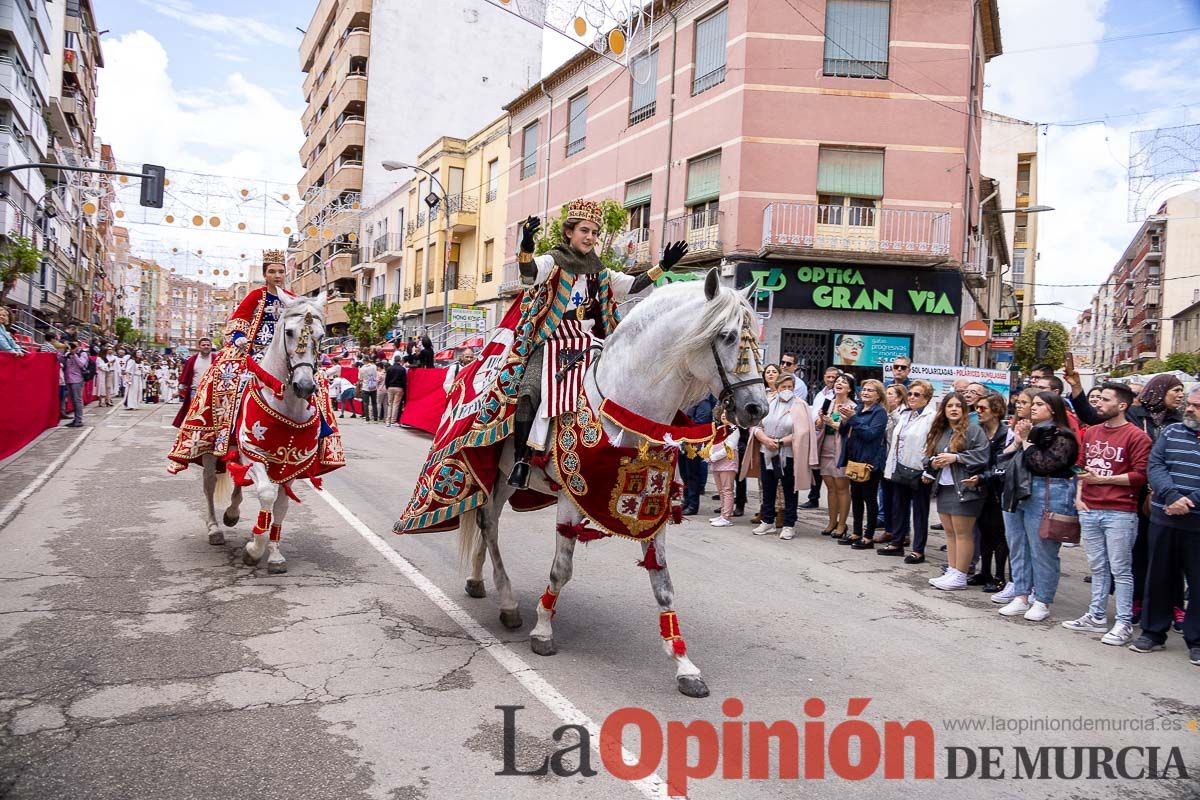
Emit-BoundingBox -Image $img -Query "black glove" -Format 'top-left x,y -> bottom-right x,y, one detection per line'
661,240 -> 688,271
520,215 -> 541,253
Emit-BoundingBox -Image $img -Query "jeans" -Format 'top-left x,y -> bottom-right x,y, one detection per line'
1079,509 -> 1139,624
360,389 -> 379,421
807,468 -> 822,504
890,480 -> 931,551
881,478 -> 896,533
67,382 -> 84,424
1140,523 -> 1200,648
761,458 -> 798,526
1011,476 -> 1076,605
679,455 -> 708,511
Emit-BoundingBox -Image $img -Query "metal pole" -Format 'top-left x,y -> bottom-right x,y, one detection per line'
443,182 -> 450,339
422,201 -> 431,327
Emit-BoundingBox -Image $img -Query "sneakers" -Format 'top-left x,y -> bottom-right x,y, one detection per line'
1024,601 -> 1051,622
999,597 -> 1031,616
1128,636 -> 1165,653
990,582 -> 1017,604
1101,622 -> 1135,646
929,570 -> 967,591
751,522 -> 774,535
1190,646 -> 1200,666
1062,613 -> 1108,633
779,527 -> 794,540
1174,607 -> 1185,633
710,518 -> 732,528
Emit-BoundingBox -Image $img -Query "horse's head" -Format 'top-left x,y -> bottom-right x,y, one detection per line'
277,292 -> 326,401
657,270 -> 768,428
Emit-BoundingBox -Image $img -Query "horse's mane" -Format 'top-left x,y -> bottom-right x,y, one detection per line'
616,281 -> 753,402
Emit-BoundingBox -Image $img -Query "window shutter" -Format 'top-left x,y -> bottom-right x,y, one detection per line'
817,147 -> 883,198
692,7 -> 728,94
567,91 -> 587,154
630,50 -> 657,114
823,0 -> 890,79
522,121 -> 538,177
624,176 -> 652,208
686,152 -> 721,204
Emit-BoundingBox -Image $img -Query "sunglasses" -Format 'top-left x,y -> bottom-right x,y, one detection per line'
893,364 -> 910,370
781,361 -> 794,366
908,391 -> 925,398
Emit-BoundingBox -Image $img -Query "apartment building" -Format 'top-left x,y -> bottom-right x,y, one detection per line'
504,0 -> 1003,385
0,0 -> 51,325
981,110 -> 1040,325
164,273 -> 216,349
357,114 -> 511,339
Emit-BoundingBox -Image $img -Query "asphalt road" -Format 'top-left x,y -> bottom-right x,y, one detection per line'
1,402 -> 1197,800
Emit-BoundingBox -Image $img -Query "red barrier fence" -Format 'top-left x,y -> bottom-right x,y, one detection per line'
0,352 -> 62,461
399,368 -> 449,433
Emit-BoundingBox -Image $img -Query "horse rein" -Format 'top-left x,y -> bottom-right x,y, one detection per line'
284,310 -> 319,384
712,316 -> 763,410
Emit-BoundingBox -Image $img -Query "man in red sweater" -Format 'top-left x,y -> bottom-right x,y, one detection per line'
1065,382 -> 1152,646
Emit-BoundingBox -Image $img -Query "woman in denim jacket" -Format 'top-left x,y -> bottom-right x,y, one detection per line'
920,392 -> 991,590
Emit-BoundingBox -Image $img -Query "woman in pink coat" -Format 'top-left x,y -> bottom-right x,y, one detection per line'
740,373 -> 820,540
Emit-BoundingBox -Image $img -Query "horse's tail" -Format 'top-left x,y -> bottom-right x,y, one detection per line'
213,468 -> 234,510
456,508 -> 481,570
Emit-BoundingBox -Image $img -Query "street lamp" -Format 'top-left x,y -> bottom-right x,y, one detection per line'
995,205 -> 1055,214
382,160 -> 451,337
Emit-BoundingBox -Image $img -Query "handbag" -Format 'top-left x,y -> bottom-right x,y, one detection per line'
843,429 -> 873,483
1037,477 -> 1080,544
889,411 -> 923,488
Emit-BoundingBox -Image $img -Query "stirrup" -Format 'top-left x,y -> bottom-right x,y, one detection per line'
508,460 -> 530,489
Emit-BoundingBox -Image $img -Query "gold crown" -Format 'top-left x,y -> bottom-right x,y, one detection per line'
565,199 -> 603,226
262,249 -> 286,265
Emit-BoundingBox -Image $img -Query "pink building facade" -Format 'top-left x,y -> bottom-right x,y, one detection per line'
504,0 -> 1001,385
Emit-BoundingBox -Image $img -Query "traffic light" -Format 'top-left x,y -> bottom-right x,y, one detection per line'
1035,329 -> 1050,360
140,164 -> 165,208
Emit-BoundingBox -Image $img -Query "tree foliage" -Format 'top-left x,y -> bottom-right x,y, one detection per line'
1014,319 -> 1070,372
114,316 -> 134,343
534,200 -> 630,272
1140,359 -> 1169,375
344,298 -> 400,350
0,234 -> 42,305
1164,351 -> 1200,376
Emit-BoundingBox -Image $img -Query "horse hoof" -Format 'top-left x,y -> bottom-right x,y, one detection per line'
465,579 -> 486,598
222,510 -> 240,527
530,637 -> 557,657
499,608 -> 523,629
677,675 -> 710,698
242,549 -> 260,567
208,530 -> 226,546
267,562 -> 287,575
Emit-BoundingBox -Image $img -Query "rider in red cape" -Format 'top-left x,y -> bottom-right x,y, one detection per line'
395,199 -> 687,534
167,250 -> 342,480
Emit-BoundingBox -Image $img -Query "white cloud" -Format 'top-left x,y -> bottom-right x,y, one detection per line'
95,30 -> 304,279
137,0 -> 297,48
985,0 -> 1107,123
1118,34 -> 1200,96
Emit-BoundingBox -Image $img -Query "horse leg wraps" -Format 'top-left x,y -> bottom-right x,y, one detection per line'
252,510 -> 272,536
269,523 -> 282,542
660,610 -> 687,656
539,585 -> 559,617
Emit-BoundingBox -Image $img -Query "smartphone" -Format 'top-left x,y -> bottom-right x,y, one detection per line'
1065,352 -> 1075,374
821,397 -> 832,415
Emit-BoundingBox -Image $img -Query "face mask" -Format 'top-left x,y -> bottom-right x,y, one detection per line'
777,390 -> 794,402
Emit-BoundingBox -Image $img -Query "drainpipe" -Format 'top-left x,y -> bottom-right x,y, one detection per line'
660,9 -> 680,251
961,0 -> 981,268
540,80 -> 553,221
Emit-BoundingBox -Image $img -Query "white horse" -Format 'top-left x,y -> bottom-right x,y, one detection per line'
459,271 -> 767,697
198,293 -> 327,573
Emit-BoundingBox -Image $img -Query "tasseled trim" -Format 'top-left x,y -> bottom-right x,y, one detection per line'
539,585 -> 559,615
637,541 -> 664,571
308,475 -> 323,490
226,459 -> 253,488
283,483 -> 302,503
252,510 -> 272,535
660,610 -> 686,655
529,453 -> 551,469
269,523 -> 282,542
556,521 -> 609,543
669,480 -> 684,524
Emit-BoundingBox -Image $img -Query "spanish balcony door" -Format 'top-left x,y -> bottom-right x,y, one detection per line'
815,195 -> 879,253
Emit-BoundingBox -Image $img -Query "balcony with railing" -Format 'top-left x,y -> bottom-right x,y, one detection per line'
446,193 -> 479,232
371,232 -> 404,262
760,203 -> 951,264
664,209 -> 723,262
499,260 -> 524,296
617,227 -> 652,267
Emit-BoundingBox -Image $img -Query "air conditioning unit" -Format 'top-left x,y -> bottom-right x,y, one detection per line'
720,260 -> 735,278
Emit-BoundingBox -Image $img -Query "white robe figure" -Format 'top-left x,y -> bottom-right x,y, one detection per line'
123,359 -> 143,410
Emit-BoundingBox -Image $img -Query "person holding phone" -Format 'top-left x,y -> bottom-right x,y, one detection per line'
802,366 -> 842,510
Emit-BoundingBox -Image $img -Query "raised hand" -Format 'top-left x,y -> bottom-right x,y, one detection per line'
661,240 -> 688,271
520,215 -> 541,252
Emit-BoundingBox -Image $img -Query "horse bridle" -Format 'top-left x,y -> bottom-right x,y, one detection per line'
711,317 -> 763,410
285,310 -> 319,384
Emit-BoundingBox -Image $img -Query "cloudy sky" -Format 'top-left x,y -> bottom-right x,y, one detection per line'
94,0 -> 1200,316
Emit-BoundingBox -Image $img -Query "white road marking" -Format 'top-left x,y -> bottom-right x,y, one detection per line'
311,486 -> 670,800
0,427 -> 93,530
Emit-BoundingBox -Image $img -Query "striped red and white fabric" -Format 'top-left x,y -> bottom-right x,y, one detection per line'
542,319 -> 596,418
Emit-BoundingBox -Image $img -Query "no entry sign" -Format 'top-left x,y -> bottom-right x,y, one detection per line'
960,320 -> 990,348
